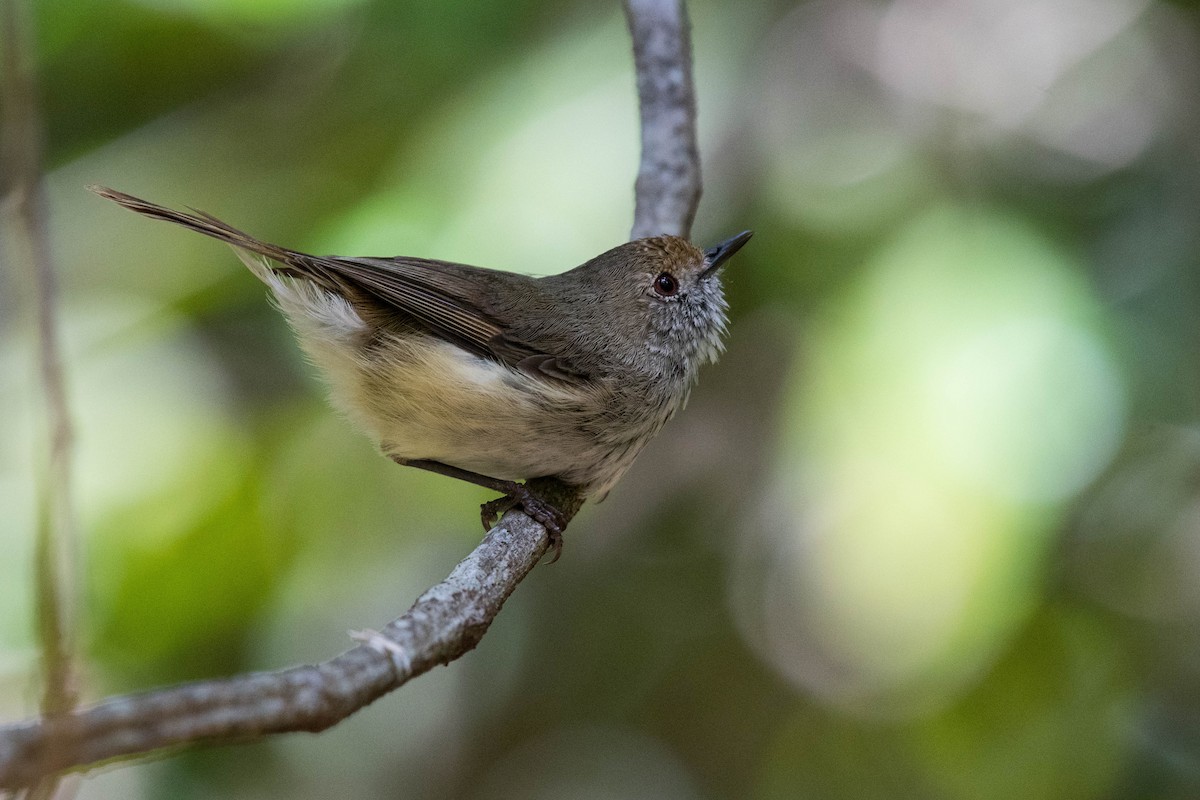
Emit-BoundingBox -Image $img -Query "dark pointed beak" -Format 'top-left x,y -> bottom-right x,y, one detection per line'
702,230 -> 753,276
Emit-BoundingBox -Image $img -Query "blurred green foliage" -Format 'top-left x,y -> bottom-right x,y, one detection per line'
4,0 -> 1200,798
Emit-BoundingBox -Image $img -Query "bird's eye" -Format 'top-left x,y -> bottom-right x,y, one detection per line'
653,272 -> 679,297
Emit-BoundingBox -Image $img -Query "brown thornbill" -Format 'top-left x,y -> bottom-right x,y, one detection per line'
90,186 -> 751,560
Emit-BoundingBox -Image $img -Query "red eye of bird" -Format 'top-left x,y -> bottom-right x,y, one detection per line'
654,272 -> 679,297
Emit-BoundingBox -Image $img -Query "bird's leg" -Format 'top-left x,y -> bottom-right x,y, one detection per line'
477,493 -> 567,564
392,458 -> 567,562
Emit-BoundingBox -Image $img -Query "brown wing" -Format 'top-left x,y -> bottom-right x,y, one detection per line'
87,188 -> 586,382
305,255 -> 589,383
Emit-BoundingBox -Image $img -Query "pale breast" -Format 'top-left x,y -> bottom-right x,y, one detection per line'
270,276 -> 679,496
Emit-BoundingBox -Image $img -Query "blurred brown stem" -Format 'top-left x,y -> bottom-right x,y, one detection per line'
0,0 -> 702,789
0,0 -> 81,796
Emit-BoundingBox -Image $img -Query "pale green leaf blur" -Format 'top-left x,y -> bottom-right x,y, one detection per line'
3,0 -> 1200,797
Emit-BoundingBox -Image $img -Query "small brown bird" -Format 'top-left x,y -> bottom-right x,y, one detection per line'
91,186 -> 750,558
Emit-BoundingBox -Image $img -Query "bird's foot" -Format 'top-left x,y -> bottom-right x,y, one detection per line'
480,485 -> 567,564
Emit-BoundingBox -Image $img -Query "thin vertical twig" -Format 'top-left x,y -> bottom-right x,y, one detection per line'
623,0 -> 702,240
0,1 -> 81,796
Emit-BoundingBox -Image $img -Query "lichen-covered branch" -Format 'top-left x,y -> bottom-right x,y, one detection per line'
624,0 -> 702,240
0,0 -> 703,789
0,487 -> 581,790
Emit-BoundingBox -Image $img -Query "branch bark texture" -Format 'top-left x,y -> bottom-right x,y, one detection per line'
0,0 -> 702,789
0,486 -> 581,790
624,0 -> 701,240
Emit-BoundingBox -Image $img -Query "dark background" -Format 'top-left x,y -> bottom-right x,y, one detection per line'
4,0 -> 1200,797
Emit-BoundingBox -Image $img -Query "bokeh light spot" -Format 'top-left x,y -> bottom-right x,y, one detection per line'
735,206 -> 1127,715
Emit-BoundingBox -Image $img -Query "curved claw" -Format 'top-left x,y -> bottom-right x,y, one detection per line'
478,484 -> 566,563
479,496 -> 511,531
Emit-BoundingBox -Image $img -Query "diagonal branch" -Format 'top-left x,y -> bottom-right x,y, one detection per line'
0,482 -> 582,790
0,0 -> 702,789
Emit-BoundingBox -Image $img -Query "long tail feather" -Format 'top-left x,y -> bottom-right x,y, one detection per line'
88,186 -> 294,265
